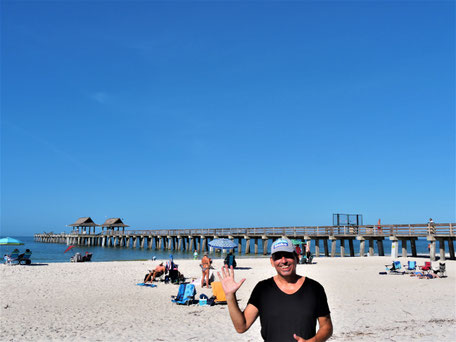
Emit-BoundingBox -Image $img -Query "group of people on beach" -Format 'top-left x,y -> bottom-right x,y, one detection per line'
3,248 -> 32,264
144,254 -> 186,284
142,239 -> 333,341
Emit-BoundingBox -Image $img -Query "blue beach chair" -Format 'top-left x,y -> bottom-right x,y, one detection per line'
385,261 -> 404,274
171,284 -> 196,305
403,261 -> 416,273
5,249 -> 20,265
19,251 -> 32,265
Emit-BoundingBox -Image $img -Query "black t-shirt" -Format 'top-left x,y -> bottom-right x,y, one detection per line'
248,277 -> 330,342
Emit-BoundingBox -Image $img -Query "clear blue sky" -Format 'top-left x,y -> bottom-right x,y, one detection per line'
1,1 -> 454,236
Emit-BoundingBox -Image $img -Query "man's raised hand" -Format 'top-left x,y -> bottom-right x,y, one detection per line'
217,265 -> 246,296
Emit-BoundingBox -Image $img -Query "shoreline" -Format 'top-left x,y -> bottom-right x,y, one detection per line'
1,256 -> 455,341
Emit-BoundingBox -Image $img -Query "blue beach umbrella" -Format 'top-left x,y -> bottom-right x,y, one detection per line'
0,237 -> 24,245
209,238 -> 237,250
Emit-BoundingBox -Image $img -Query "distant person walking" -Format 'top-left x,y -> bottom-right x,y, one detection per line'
193,250 -> 198,260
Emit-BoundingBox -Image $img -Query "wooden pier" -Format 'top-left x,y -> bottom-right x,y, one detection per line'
34,223 -> 455,261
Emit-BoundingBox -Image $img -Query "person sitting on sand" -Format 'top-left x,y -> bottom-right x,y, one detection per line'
144,263 -> 167,283
200,253 -> 211,288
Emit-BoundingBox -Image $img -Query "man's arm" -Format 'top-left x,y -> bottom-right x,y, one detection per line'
218,265 -> 259,333
293,315 -> 333,342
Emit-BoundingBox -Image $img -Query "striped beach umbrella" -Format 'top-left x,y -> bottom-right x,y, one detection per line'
208,238 -> 237,250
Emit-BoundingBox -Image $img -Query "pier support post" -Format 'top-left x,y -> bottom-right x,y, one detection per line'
178,236 -> 182,251
254,238 -> 258,255
357,236 -> 365,257
427,236 -> 436,261
238,238 -> 242,254
438,239 -> 446,261
200,235 -> 207,253
377,239 -> 384,256
348,239 -> 354,257
140,236 -> 145,248
448,239 -> 455,260
330,237 -> 336,257
323,239 -> 329,257
410,238 -> 417,257
147,236 -> 153,249
197,237 -> 201,252
340,239 -> 345,257
132,237 -> 137,248
114,237 -> 119,247
189,237 -> 194,252
314,239 -> 320,257
401,239 -> 408,257
244,236 -> 250,254
368,239 -> 374,256
262,236 -> 268,255
102,237 -> 106,247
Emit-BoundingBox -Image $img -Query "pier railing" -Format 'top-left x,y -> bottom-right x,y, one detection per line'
94,223 -> 453,237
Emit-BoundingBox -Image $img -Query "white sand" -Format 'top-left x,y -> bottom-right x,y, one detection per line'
1,256 -> 455,342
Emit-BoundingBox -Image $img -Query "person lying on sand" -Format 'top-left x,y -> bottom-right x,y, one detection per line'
144,263 -> 167,283
410,271 -> 439,279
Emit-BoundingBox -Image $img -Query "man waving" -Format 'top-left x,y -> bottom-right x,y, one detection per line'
218,237 -> 333,342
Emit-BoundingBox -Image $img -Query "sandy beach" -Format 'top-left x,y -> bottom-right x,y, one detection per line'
1,256 -> 455,341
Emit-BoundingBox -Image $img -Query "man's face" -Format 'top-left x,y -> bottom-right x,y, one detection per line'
270,251 -> 297,277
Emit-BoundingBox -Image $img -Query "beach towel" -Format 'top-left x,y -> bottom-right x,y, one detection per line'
136,283 -> 157,287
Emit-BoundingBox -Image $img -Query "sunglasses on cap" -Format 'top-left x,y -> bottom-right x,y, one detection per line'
271,251 -> 296,261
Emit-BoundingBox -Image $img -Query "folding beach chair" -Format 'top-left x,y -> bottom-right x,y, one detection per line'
18,251 -> 32,265
5,250 -> 20,265
171,284 -> 196,305
433,263 -> 447,278
385,261 -> 404,274
403,261 -> 416,273
419,261 -> 432,274
71,253 -> 82,262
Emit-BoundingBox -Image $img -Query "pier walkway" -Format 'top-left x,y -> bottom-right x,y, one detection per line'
34,223 -> 456,261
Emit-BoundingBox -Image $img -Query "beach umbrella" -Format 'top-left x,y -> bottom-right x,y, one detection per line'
64,245 -> 75,253
291,239 -> 303,246
0,237 -> 24,245
208,238 -> 237,250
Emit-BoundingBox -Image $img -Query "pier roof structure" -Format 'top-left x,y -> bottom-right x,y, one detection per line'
101,218 -> 129,228
69,217 -> 99,227
101,218 -> 129,234
68,217 -> 100,234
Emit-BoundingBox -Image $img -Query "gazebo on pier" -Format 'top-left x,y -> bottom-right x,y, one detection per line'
101,218 -> 129,235
69,217 -> 100,234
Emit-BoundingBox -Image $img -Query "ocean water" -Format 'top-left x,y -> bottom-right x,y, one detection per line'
0,236 -> 438,264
